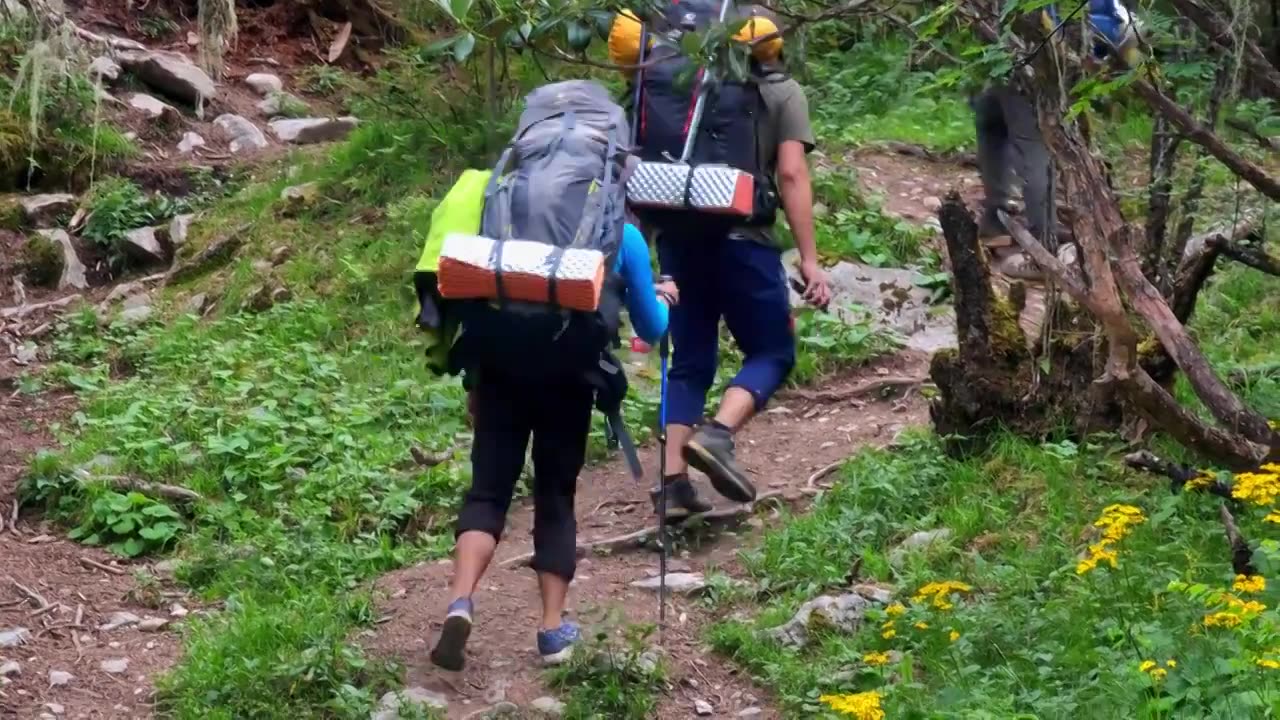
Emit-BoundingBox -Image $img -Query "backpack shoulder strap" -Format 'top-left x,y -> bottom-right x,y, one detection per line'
571,122 -> 622,250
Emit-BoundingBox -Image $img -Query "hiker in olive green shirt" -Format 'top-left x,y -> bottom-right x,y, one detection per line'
639,7 -> 831,515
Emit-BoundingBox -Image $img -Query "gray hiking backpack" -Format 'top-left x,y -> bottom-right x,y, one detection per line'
451,80 -> 635,380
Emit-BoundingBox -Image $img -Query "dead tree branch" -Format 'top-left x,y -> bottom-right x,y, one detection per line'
1162,0 -> 1280,101
779,376 -> 923,403
1226,117 -> 1280,152
1130,75 -> 1280,202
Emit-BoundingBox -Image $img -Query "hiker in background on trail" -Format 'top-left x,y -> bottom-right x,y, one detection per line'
973,0 -> 1142,269
611,3 -> 830,515
417,80 -> 673,671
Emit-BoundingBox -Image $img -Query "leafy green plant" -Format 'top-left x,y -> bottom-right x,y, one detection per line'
547,616 -> 666,720
812,168 -> 932,267
81,177 -> 187,265
791,306 -> 900,385
66,490 -> 184,557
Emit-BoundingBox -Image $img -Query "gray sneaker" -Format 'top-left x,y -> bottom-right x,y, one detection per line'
683,425 -> 757,503
650,475 -> 713,516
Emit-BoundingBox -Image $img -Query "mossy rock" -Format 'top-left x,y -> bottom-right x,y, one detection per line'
0,197 -> 22,230
20,233 -> 64,287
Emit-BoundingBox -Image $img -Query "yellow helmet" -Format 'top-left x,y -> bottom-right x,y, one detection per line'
608,9 -> 646,70
733,15 -> 783,61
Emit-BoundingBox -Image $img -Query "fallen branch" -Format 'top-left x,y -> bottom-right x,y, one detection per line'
498,490 -> 786,569
100,477 -> 202,504
1220,504 -> 1257,576
10,578 -> 49,610
1220,240 -> 1280,277
1123,449 -> 1232,499
807,459 -> 847,489
779,376 -> 923,404
0,293 -> 83,320
79,557 -> 125,576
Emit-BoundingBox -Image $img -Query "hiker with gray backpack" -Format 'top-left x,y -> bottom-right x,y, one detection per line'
421,80 -> 674,670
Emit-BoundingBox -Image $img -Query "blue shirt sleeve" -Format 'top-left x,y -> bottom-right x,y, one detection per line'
614,224 -> 668,344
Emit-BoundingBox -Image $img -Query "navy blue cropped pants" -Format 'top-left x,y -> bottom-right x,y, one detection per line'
657,233 -> 796,426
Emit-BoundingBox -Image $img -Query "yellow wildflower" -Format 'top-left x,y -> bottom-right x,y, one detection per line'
1076,541 -> 1119,575
1094,504 -> 1146,542
1139,659 -> 1171,681
1266,510 -> 1280,524
862,651 -> 890,666
882,627 -> 897,640
1166,660 -> 1177,669
1233,575 -> 1267,594
1150,668 -> 1168,681
1185,472 -> 1214,492
1258,658 -> 1280,670
1231,470 -> 1280,506
1264,462 -> 1280,474
819,691 -> 886,720
1204,611 -> 1244,629
1139,660 -> 1157,673
949,630 -> 960,643
914,621 -> 929,630
885,603 -> 906,618
1269,420 -> 1279,430
912,580 -> 972,610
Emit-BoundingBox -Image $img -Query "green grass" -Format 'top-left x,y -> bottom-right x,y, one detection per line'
807,39 -> 972,154
708,433 -> 1280,718
546,615 -> 666,719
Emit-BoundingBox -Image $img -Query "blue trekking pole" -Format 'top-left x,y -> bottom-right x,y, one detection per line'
656,275 -> 672,640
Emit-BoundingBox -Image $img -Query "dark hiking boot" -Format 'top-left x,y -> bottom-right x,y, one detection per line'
683,425 -> 757,503
977,208 -> 1009,240
429,597 -> 473,671
650,474 -> 713,517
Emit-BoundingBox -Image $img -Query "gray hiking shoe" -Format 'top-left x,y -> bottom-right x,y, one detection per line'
978,208 -> 1009,240
683,425 -> 757,503
650,475 -> 713,517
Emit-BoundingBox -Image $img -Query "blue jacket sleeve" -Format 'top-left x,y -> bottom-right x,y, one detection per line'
615,225 -> 668,344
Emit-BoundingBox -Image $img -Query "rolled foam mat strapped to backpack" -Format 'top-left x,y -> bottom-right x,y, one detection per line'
626,162 -> 755,217
437,234 -> 607,312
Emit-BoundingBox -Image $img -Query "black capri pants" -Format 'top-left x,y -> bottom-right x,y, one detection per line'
455,368 -> 595,581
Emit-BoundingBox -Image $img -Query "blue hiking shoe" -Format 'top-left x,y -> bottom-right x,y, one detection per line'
429,597 -> 473,671
536,621 -> 581,666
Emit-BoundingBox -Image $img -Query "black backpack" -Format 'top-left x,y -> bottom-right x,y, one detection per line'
632,0 -> 782,231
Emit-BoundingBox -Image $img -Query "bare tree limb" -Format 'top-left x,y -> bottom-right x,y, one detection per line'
1129,75 -> 1280,202
1163,0 -> 1280,101
779,376 -> 923,403
1220,240 -> 1280,276
1111,231 -> 1279,448
1226,117 -> 1280,152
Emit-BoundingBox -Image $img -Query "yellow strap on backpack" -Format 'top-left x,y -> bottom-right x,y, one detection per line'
416,169 -> 492,273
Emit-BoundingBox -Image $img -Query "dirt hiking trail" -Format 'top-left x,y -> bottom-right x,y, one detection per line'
366,351 -> 930,719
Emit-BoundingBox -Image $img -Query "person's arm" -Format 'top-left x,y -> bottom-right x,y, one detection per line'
617,225 -> 670,344
773,85 -> 831,307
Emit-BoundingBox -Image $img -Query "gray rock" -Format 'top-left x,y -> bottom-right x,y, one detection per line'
269,117 -> 359,144
464,702 -> 519,720
529,696 -> 566,717
122,292 -> 152,311
169,602 -> 189,618
45,702 -> 64,715
695,699 -> 714,716
99,611 -> 142,631
767,587 -> 888,648
245,73 -> 283,96
213,114 -> 269,154
118,50 -> 216,105
0,660 -> 19,677
280,182 -> 319,216
13,343 -> 37,365
630,572 -> 706,595
169,214 -> 194,246
119,305 -> 153,324
48,669 -> 73,686
177,132 -> 206,154
20,193 -> 75,225
371,687 -> 448,720
181,293 -> 208,317
128,93 -> 180,122
152,559 -> 179,580
994,252 -> 1044,281
36,230 -> 87,291
257,92 -> 309,118
738,709 -> 763,717
0,628 -> 31,648
99,657 -> 129,674
89,56 -> 122,82
122,227 -> 167,266
783,250 -> 957,353
922,196 -> 943,212
138,617 -> 169,632
896,528 -> 953,552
